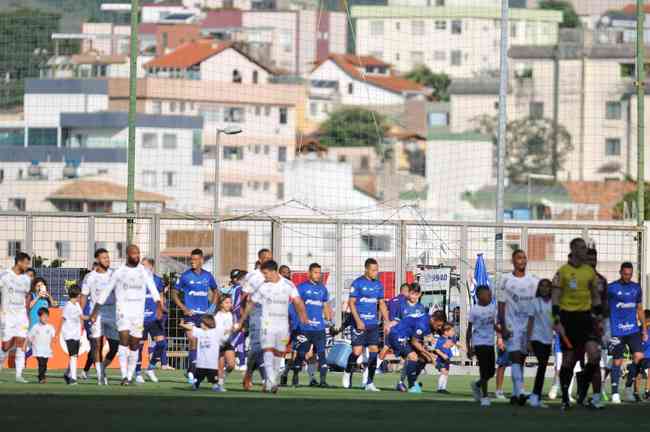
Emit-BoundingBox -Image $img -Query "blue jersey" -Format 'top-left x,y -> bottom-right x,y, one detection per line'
388,294 -> 407,321
608,280 -> 642,337
297,281 -> 329,332
176,269 -> 218,314
400,301 -> 427,321
390,315 -> 431,340
144,274 -> 165,323
349,276 -> 384,326
644,340 -> 650,358
435,336 -> 456,360
231,284 -> 243,321
289,303 -> 299,332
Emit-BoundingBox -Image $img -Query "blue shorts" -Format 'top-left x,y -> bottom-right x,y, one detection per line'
609,332 -> 643,359
351,325 -> 380,347
496,348 -> 511,367
641,358 -> 650,370
296,330 -> 326,355
290,330 -> 300,351
435,359 -> 450,371
387,332 -> 412,358
183,314 -> 203,327
143,320 -> 165,339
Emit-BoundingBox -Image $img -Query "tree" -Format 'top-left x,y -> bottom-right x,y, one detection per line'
473,115 -> 573,184
615,186 -> 649,220
319,107 -> 388,149
539,0 -> 581,28
405,65 -> 451,102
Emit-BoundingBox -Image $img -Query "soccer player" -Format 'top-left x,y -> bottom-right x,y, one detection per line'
279,265 -> 291,281
467,285 -> 498,407
607,262 -> 647,403
226,269 -> 247,367
526,279 -> 554,408
62,284 -> 87,385
90,244 -> 162,386
137,257 -> 167,383
235,260 -> 308,393
241,248 -> 273,390
0,252 -> 32,382
291,263 -> 332,387
81,249 -> 113,385
172,248 -> 219,384
342,258 -> 389,391
498,249 -> 538,405
388,283 -> 410,322
552,238 -> 604,410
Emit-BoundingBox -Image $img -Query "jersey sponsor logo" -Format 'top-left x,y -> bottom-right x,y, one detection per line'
307,319 -> 322,327
360,312 -> 376,320
616,323 -> 636,332
305,299 -> 323,306
615,301 -> 637,309
187,290 -> 209,297
359,297 -> 378,304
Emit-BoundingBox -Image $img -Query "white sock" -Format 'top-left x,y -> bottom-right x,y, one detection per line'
511,364 -> 523,397
15,348 -> 25,378
218,376 -> 224,386
307,362 -> 317,379
118,345 -> 129,379
273,356 -> 283,379
95,362 -> 102,380
127,349 -> 138,381
263,351 -> 275,386
69,356 -> 78,380
438,374 -> 448,390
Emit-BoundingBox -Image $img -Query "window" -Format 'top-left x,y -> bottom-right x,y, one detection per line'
254,144 -> 261,154
310,102 -> 318,116
606,101 -> 622,120
451,50 -> 462,66
361,234 -> 391,252
411,51 -> 424,66
223,146 -> 243,160
224,107 -> 245,123
605,138 -> 621,156
203,182 -> 215,193
162,32 -> 168,50
370,20 -> 384,36
252,181 -> 260,191
435,0 -> 444,5
151,101 -> 162,114
162,133 -> 177,149
116,242 -> 125,259
395,53 -> 400,61
278,146 -> 287,162
263,181 -> 270,191
27,128 -> 57,146
451,20 -> 462,35
163,171 -> 176,187
223,182 -> 243,197
323,230 -> 336,252
529,102 -> 544,120
277,182 -> 285,199
252,70 -> 259,84
87,201 -> 111,213
412,20 -> 425,36
264,106 -> 271,116
435,20 -> 446,30
179,102 -> 186,113
263,145 -> 270,155
7,240 -> 21,257
510,22 -> 518,38
279,108 -> 288,125
55,241 -> 71,259
232,69 -> 242,84
8,198 -> 25,211
53,200 -> 82,212
255,106 -> 261,116
170,101 -> 176,113
434,51 -> 446,61
0,169 -> 3,183
348,83 -> 354,94
143,133 -> 158,149
396,22 -> 400,31
142,170 -> 157,187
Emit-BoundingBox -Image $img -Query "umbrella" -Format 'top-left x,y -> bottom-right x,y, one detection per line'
472,253 -> 491,304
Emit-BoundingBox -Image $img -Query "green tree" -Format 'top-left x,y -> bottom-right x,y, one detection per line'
319,108 -> 388,149
539,0 -> 581,28
405,65 -> 451,102
473,115 -> 573,184
615,186 -> 649,220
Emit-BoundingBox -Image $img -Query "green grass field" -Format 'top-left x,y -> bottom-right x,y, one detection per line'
1,369 -> 648,431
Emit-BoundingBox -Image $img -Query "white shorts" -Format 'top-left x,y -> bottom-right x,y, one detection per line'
117,313 -> 144,339
90,315 -> 103,339
506,328 -> 528,354
1,311 -> 29,341
261,327 -> 290,352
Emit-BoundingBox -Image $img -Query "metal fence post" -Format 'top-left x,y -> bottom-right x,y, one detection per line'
271,220 -> 283,264
459,225 -> 469,360
25,214 -> 33,257
395,221 -> 406,291
87,216 -> 95,269
150,215 -> 160,270
335,221 -> 344,328
521,226 -> 528,255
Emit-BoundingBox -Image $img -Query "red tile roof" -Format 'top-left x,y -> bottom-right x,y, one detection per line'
562,180 -> 636,220
622,4 -> 650,14
49,180 -> 170,203
144,39 -> 231,69
338,53 -> 391,68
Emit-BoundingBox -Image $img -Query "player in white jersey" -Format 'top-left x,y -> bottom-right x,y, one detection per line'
90,244 -> 162,386
240,248 -> 273,390
236,260 -> 308,393
81,248 -> 114,384
0,252 -> 32,383
497,249 -> 538,405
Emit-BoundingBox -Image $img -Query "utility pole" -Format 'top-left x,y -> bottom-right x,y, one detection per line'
126,0 -> 139,244
636,0 -> 646,304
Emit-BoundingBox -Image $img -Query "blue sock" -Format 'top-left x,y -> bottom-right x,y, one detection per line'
367,352 -> 378,384
135,343 -> 144,374
159,339 -> 168,366
405,360 -> 418,387
188,350 -> 197,374
611,364 -> 621,394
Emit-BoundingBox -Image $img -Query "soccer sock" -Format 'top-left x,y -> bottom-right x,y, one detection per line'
15,348 -> 25,378
118,345 -> 129,379
95,362 -> 102,380
438,373 -> 448,390
317,351 -> 327,383
511,363 -> 523,397
405,360 -> 418,387
345,353 -> 358,374
273,356 -> 283,380
626,362 -> 639,388
69,355 -> 78,381
136,343 -> 144,374
611,364 -> 621,394
151,341 -> 163,368
188,349 -> 197,375
560,366 -> 573,404
367,352 -> 378,385
160,339 -> 169,366
263,351 -> 275,386
127,349 -> 139,381
307,361 -> 317,380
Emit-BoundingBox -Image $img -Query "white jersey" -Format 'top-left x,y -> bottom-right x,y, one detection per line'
497,272 -> 538,332
468,303 -> 497,347
214,311 -> 233,345
0,269 -> 30,315
243,269 -> 266,320
82,269 -> 113,309
193,327 -> 221,369
98,264 -> 160,317
528,297 -> 553,345
62,301 -> 83,340
29,323 -> 56,358
251,278 -> 299,331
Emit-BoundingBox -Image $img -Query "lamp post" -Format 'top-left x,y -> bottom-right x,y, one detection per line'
213,126 -> 242,278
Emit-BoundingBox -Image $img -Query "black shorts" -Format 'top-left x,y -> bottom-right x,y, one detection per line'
641,358 -> 650,370
351,325 -> 380,347
609,332 -> 644,359
143,320 -> 165,339
559,310 -> 598,352
475,345 -> 496,382
194,368 -> 217,386
295,330 -> 327,355
220,342 -> 235,352
65,339 -> 80,356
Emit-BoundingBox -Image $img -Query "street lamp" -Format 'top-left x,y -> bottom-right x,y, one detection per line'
213,126 -> 242,278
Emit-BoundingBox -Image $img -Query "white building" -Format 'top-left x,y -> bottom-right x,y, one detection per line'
350,5 -> 563,78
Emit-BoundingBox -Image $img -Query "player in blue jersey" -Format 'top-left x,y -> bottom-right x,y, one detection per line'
638,310 -> 650,400
434,323 -> 459,393
290,263 -> 333,388
388,283 -> 410,322
608,262 -> 647,403
225,269 -> 246,367
342,258 -> 389,391
172,249 -> 219,384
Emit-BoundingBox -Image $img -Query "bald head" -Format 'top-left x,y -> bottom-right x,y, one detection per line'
126,244 -> 140,266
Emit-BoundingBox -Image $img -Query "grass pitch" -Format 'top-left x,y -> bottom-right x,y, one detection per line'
0,369 -> 648,431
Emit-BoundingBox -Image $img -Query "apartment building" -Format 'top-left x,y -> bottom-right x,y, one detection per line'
351,5 -> 562,78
